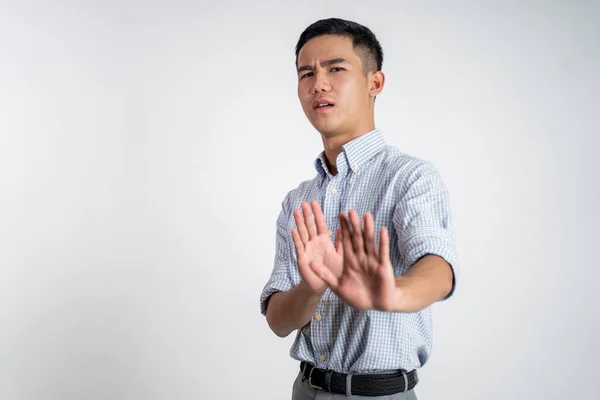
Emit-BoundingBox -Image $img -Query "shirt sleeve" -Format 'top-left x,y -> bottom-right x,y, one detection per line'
393,160 -> 459,300
260,194 -> 296,316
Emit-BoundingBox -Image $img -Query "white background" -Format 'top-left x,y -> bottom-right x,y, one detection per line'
1,1 -> 599,399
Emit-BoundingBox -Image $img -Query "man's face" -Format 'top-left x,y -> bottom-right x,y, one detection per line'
296,35 -> 374,138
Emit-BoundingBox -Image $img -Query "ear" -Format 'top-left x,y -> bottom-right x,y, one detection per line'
368,71 -> 385,98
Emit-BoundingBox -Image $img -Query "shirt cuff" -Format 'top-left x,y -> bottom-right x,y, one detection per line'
260,272 -> 294,316
402,229 -> 459,301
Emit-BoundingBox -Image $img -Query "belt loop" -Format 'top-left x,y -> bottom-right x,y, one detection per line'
324,370 -> 333,392
301,363 -> 308,381
401,370 -> 408,392
345,373 -> 353,397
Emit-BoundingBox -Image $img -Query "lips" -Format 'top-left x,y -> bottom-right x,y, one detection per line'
312,98 -> 335,110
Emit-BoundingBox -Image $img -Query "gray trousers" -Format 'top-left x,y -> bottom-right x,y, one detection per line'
291,370 -> 418,400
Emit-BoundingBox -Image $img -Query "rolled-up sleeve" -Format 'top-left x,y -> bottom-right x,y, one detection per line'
260,195 -> 296,316
393,161 -> 459,300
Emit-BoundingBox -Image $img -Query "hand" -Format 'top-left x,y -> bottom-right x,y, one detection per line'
309,210 -> 397,311
291,200 -> 343,295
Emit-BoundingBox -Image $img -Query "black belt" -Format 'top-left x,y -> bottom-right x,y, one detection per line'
300,361 -> 418,397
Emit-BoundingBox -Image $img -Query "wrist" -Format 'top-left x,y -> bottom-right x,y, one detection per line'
297,279 -> 326,299
391,277 -> 407,312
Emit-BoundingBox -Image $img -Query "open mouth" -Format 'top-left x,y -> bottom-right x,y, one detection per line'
314,103 -> 334,111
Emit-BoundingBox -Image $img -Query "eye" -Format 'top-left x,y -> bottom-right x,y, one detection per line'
331,67 -> 344,72
300,71 -> 313,79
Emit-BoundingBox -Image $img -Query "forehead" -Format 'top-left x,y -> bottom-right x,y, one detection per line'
297,34 -> 358,64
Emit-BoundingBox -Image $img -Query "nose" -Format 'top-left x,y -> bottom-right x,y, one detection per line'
312,73 -> 331,93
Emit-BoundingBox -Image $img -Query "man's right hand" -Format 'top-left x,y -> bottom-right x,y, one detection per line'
291,200 -> 343,295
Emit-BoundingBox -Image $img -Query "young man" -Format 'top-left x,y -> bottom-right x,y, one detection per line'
260,18 -> 458,399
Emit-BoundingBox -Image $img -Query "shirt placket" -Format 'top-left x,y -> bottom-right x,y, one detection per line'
311,172 -> 345,369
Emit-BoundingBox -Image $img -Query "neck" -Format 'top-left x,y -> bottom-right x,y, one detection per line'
321,125 -> 375,176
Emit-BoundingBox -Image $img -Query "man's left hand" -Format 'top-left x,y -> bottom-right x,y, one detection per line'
309,210 -> 398,311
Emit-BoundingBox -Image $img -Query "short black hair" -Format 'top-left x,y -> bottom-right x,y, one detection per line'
295,18 -> 383,73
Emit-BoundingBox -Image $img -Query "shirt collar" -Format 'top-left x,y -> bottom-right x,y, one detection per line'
314,129 -> 386,178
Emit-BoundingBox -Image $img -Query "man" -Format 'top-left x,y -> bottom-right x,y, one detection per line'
260,18 -> 458,399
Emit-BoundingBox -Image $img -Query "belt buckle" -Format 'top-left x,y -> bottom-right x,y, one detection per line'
308,366 -> 323,390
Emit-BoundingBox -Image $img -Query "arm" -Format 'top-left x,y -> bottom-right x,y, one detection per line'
265,281 -> 323,338
392,161 -> 458,311
262,200 -> 343,336
392,254 -> 454,313
309,162 -> 458,313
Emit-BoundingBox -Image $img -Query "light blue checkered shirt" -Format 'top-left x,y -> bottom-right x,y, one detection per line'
260,129 -> 458,373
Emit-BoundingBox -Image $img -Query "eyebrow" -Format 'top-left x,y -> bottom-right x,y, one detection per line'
297,58 -> 350,73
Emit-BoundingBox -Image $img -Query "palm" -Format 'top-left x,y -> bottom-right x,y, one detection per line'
333,250 -> 395,310
301,233 -> 342,275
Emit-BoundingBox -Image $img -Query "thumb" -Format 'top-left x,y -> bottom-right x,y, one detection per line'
310,260 -> 339,291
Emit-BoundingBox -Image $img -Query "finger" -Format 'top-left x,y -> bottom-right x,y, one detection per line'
335,226 -> 343,255
311,200 -> 328,235
293,228 -> 322,286
291,228 -> 305,258
349,210 -> 364,255
340,213 -> 357,263
379,226 -> 391,265
309,260 -> 340,291
294,208 -> 309,244
363,213 -> 376,256
302,202 -> 318,239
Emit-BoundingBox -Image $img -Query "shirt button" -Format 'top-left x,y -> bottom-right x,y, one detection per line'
330,187 -> 337,194
353,164 -> 360,171
328,230 -> 333,237
319,354 -> 326,361
315,313 -> 322,321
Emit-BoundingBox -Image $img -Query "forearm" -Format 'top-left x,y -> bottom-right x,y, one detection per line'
392,254 -> 454,313
266,281 -> 324,338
